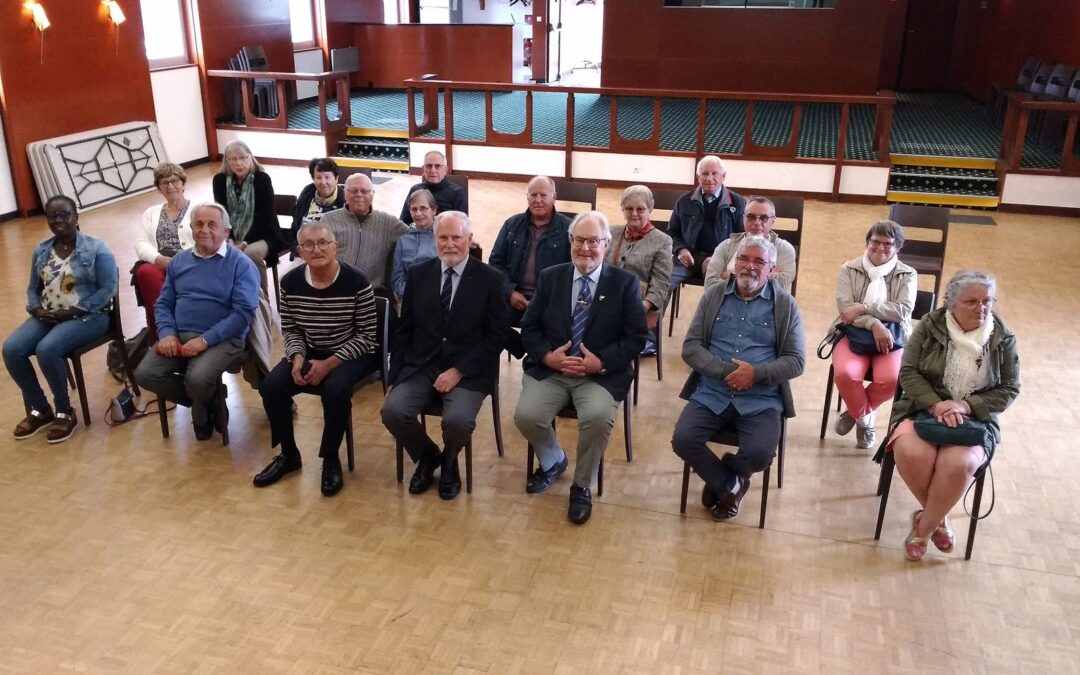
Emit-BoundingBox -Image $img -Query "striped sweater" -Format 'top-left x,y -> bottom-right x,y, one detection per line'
279,262 -> 377,362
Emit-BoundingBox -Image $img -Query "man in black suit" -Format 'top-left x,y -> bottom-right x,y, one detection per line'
380,211 -> 509,500
514,211 -> 648,524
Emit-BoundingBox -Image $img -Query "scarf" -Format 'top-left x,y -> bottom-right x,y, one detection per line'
226,171 -> 256,243
306,185 -> 339,223
943,310 -> 994,400
623,220 -> 654,242
314,185 -> 338,209
860,251 -> 897,305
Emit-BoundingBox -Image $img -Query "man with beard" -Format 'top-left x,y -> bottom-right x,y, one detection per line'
671,235 -> 805,521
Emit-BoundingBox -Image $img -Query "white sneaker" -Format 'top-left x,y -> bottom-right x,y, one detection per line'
856,414 -> 877,449
834,411 -> 856,436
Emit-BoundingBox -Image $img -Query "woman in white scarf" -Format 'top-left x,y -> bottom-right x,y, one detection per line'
831,221 -> 917,449
886,270 -> 1020,562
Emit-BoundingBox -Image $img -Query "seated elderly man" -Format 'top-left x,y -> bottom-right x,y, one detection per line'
253,223 -> 377,497
703,196 -> 798,294
399,151 -> 468,224
322,173 -> 408,295
668,155 -> 745,289
671,235 -> 805,521
135,202 -> 260,440
381,211 -> 508,500
514,211 -> 648,525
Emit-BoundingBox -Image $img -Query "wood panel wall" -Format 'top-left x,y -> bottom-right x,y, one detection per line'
350,25 -> 514,89
600,0 -> 891,95
323,0 -> 384,89
0,2 -> 156,215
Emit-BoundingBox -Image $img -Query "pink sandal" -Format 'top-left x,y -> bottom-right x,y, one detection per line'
904,510 -> 928,561
930,518 -> 955,553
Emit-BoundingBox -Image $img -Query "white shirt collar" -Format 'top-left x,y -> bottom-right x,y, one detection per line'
572,263 -> 603,286
440,256 -> 470,277
193,239 -> 229,258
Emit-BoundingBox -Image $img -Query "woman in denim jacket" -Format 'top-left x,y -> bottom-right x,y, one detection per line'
3,195 -> 118,443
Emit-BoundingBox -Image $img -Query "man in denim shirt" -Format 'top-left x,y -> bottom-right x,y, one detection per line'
672,236 -> 805,521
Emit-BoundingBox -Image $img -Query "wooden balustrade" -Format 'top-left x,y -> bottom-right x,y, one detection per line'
999,92 -> 1080,174
206,69 -> 352,133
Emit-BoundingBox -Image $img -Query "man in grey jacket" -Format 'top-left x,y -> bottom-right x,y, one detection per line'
671,235 -> 805,521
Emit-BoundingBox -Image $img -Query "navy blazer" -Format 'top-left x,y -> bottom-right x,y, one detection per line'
389,256 -> 509,394
521,262 -> 648,402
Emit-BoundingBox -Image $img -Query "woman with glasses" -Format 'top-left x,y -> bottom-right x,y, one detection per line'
606,185 -> 672,354
390,189 -> 439,302
878,270 -> 1019,561
133,162 -> 194,336
212,140 -> 283,266
703,195 -> 797,293
830,220 -> 917,449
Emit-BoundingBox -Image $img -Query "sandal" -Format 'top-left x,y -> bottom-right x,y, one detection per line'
931,518 -> 955,553
904,510 -> 929,562
14,407 -> 55,439
46,410 -> 78,444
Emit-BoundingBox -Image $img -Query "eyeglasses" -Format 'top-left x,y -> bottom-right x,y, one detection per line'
299,239 -> 335,252
744,214 -> 774,223
958,298 -> 995,309
347,188 -> 374,196
159,178 -> 183,187
622,206 -> 649,214
735,255 -> 771,268
571,236 -> 607,249
867,239 -> 896,250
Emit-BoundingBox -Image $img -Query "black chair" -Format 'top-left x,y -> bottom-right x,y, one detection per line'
771,196 -> 803,297
270,194 -> 297,306
444,173 -> 469,205
889,204 -> 950,302
341,295 -> 391,472
552,179 -> 597,219
648,188 -> 686,232
394,374 -> 505,494
820,290 -> 936,439
337,166 -> 373,184
157,354 -> 242,446
64,292 -> 140,427
678,416 -> 786,529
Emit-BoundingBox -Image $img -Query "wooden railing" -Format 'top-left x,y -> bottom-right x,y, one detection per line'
999,92 -> 1080,174
206,69 -> 352,133
405,77 -> 895,189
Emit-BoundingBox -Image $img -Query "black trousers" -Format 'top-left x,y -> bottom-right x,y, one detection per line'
671,400 -> 781,493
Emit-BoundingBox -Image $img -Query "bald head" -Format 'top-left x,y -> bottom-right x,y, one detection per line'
526,175 -> 557,224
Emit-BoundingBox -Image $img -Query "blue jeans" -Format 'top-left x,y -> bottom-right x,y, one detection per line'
3,314 -> 109,413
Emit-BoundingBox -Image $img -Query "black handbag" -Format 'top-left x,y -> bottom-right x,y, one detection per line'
842,322 -> 904,355
913,411 -> 989,447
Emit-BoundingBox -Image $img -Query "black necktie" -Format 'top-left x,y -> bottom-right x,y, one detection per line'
569,277 -> 591,356
441,268 -> 455,317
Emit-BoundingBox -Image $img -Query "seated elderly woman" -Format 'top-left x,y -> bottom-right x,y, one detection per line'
133,162 -> 194,337
703,196 -> 798,294
390,188 -> 438,301
289,157 -> 345,250
879,270 -> 1019,561
3,195 -> 118,443
212,140 -> 283,266
829,220 -> 917,449
606,185 -> 673,354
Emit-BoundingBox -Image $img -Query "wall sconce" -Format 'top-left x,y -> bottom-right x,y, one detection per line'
102,1 -> 126,54
24,1 -> 50,64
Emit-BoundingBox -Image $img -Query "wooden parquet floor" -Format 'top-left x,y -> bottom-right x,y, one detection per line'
0,164 -> 1078,673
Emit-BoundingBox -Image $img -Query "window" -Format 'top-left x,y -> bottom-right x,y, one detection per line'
289,0 -> 317,49
662,1 -> 834,7
140,0 -> 191,68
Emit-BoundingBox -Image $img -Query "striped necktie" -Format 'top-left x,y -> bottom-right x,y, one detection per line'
569,277 -> 591,357
441,268 -> 455,318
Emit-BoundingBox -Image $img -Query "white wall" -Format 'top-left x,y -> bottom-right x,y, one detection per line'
460,0 -> 518,24
559,0 -> 603,77
0,111 -> 17,216
293,49 -> 323,101
216,129 -> 328,163
149,66 -> 208,165
1001,173 -> 1080,209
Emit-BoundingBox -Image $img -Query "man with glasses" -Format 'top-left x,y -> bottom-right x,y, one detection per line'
703,196 -> 798,293
322,173 -> 408,294
514,211 -> 648,525
672,235 -> 805,522
253,223 -> 378,497
399,151 -> 468,224
668,155 -> 746,289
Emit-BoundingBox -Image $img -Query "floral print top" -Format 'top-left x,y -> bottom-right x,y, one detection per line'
40,250 -> 80,311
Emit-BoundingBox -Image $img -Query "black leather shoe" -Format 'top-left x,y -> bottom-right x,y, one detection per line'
568,483 -> 592,525
192,412 -> 214,441
438,452 -> 461,501
712,475 -> 751,521
213,402 -> 229,435
701,483 -> 719,509
526,453 -> 568,494
253,453 -> 302,487
321,461 -> 344,497
408,448 -> 442,495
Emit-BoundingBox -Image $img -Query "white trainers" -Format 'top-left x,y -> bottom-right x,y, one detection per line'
834,411 -> 857,436
856,413 -> 876,449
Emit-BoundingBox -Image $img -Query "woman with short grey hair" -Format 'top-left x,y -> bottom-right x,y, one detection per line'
879,270 -> 1020,561
212,140 -> 282,265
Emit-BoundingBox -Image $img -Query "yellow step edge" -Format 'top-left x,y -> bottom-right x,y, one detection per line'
347,127 -> 409,139
886,191 -> 1000,208
890,154 -> 997,170
334,158 -> 409,171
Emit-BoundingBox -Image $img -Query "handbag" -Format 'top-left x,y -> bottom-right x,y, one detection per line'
842,321 -> 904,355
913,411 -> 989,447
106,327 -> 151,383
816,324 -> 843,359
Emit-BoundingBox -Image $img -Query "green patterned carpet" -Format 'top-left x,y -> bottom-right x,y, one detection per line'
288,89 -> 1073,169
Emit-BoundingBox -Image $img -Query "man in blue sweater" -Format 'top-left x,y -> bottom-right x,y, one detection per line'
136,202 -> 260,440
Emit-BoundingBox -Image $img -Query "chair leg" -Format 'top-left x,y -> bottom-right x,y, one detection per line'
69,356 -> 92,427
667,286 -> 680,337
759,465 -> 771,529
777,418 -> 786,489
633,362 -> 640,406
395,440 -> 404,482
874,453 -> 895,540
965,472 -> 986,560
159,397 -> 169,438
623,400 -> 633,463
820,365 -> 835,440
526,443 -> 535,489
655,317 -> 664,382
597,457 -> 603,497
680,462 -> 691,514
345,401 -> 355,472
465,438 -> 473,494
490,389 -> 505,457
115,338 -> 141,396
271,264 -> 281,308
217,384 -> 229,447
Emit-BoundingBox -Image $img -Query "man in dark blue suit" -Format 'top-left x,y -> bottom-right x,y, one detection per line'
514,211 -> 648,524
381,211 -> 509,500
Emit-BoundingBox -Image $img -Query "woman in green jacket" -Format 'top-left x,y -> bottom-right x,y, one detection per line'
882,270 -> 1020,561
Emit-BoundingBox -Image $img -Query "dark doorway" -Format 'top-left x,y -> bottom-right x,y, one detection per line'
897,0 -> 960,90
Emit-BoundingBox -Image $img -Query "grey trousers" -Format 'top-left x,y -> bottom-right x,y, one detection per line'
135,332 -> 245,424
381,371 -> 487,463
514,373 -> 619,489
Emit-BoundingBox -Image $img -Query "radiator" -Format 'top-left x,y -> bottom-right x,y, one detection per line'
26,121 -> 169,211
